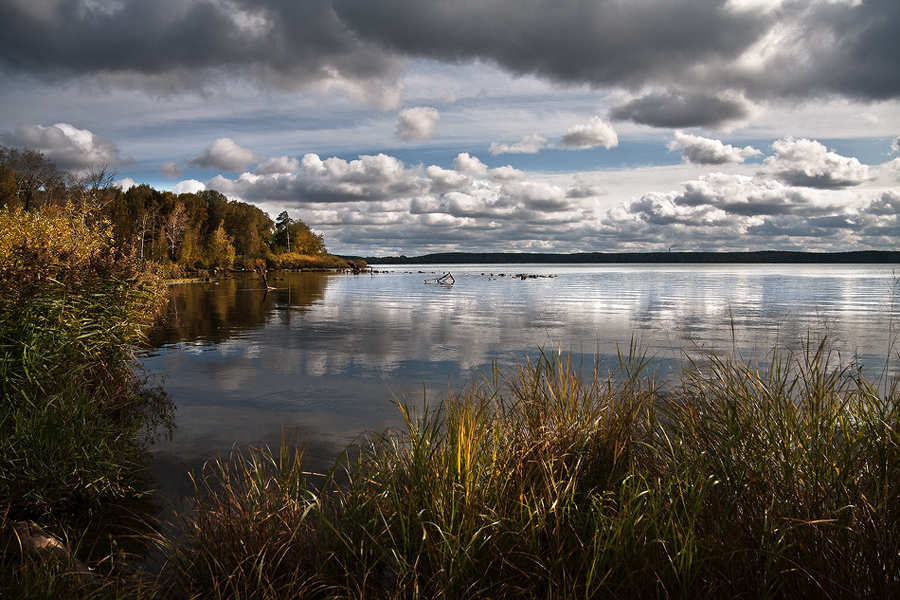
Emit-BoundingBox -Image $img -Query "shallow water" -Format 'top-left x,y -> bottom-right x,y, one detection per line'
140,263 -> 899,509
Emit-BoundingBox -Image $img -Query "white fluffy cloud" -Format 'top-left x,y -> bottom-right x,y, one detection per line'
763,137 -> 872,189
0,123 -> 134,170
395,106 -> 440,141
667,131 -> 761,164
560,117 -> 618,150
172,179 -> 206,194
489,134 -> 549,155
115,177 -> 136,190
185,138 -> 261,172
453,152 -> 489,176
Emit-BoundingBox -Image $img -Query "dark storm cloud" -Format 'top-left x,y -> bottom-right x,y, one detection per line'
335,0 -> 900,103
0,0 -> 404,99
609,92 -> 751,129
334,0 -> 765,86
1,0 -> 897,110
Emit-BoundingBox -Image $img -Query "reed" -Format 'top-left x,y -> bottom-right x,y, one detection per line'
165,338 -> 899,599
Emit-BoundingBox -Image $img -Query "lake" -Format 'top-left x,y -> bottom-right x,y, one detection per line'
140,263 -> 899,508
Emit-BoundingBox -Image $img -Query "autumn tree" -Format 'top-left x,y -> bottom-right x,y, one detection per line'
222,200 -> 273,257
207,221 -> 236,269
273,210 -> 326,255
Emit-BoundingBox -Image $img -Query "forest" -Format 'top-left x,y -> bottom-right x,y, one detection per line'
0,144 -> 359,273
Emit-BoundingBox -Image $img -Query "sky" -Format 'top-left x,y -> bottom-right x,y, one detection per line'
1,0 -> 898,256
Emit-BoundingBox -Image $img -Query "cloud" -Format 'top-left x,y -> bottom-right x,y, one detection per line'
892,137 -> 900,154
210,153 -> 428,204
602,171 -> 897,251
115,177 -> 136,191
395,106 -> 440,141
0,123 -> 134,170
489,134 -> 548,155
1,0 -> 897,111
194,144 -> 897,254
159,161 -> 185,178
609,92 -> 752,129
0,0 -> 406,106
560,117 -> 618,150
171,179 -> 206,194
255,156 -> 300,175
667,131 -> 761,164
453,152 -> 489,176
425,165 -> 470,193
185,138 -> 260,172
341,0 -> 899,103
763,137 -> 872,189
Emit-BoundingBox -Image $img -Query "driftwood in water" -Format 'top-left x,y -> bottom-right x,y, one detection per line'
425,272 -> 455,285
256,265 -> 276,290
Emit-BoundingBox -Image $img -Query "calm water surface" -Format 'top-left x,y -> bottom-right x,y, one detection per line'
141,264 -> 898,507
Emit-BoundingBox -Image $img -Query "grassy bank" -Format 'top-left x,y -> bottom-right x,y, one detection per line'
165,341 -> 898,599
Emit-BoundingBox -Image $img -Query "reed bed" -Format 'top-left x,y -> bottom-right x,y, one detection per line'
0,206 -> 172,596
166,339 -> 900,599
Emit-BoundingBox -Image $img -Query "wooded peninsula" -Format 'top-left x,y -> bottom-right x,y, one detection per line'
0,145 -> 361,273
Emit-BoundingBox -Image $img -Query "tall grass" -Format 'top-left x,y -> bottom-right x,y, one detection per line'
166,339 -> 899,599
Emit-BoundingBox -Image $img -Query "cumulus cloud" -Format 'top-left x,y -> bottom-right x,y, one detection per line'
609,92 -> 752,129
892,137 -> 900,154
191,142 -> 897,254
667,131 -> 761,164
185,138 -> 260,172
763,137 -> 872,189
601,171 -> 897,251
255,156 -> 300,175
210,153 -> 427,204
0,123 -> 134,170
489,134 -> 548,155
425,165 -> 470,193
172,179 -> 206,194
159,161 -> 185,178
115,177 -> 136,191
395,106 -> 440,141
560,117 -> 618,150
882,158 -> 900,182
453,152 -> 489,176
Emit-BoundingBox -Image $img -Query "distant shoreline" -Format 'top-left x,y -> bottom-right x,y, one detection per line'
348,250 -> 900,265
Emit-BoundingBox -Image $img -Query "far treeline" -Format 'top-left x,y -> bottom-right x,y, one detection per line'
0,145 -> 362,273
361,250 -> 900,265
